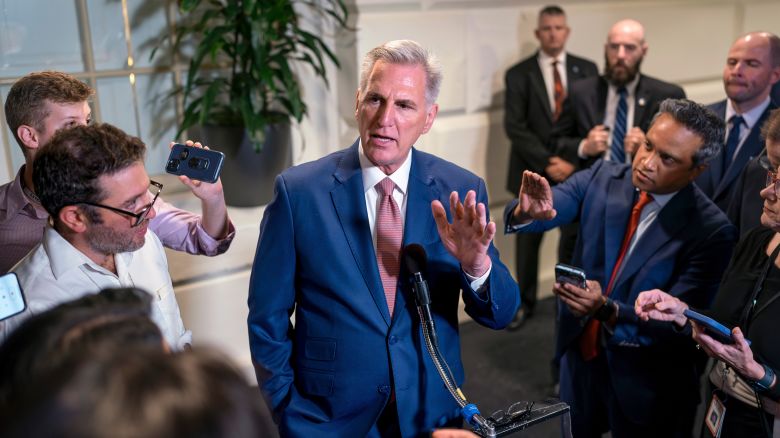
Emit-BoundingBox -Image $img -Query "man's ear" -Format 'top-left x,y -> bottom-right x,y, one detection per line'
58,205 -> 90,234
689,163 -> 708,181
17,124 -> 41,149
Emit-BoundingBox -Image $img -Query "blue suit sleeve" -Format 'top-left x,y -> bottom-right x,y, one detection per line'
248,175 -> 297,413
460,179 -> 520,329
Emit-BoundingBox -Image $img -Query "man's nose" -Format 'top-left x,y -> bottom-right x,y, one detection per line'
761,182 -> 777,201
376,102 -> 395,126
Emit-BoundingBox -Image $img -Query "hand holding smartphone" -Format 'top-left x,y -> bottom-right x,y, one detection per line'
684,309 -> 750,345
165,143 -> 224,183
555,263 -> 587,289
0,273 -> 25,321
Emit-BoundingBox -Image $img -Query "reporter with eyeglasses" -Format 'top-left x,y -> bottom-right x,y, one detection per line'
636,109 -> 780,437
0,123 -> 191,350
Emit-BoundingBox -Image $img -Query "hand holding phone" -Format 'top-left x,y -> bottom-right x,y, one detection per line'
165,143 -> 224,183
0,273 -> 26,321
684,309 -> 749,345
555,263 -> 587,289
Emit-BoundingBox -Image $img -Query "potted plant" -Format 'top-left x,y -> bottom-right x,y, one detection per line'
154,0 -> 348,206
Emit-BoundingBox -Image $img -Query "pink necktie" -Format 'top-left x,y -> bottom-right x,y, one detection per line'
375,178 -> 402,316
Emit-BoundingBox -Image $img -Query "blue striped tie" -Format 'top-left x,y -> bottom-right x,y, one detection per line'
611,87 -> 628,163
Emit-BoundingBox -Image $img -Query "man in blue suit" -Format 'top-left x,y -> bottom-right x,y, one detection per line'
248,40 -> 519,437
696,32 -> 780,213
504,99 -> 737,437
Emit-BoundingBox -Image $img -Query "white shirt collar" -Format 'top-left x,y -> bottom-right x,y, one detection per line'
538,50 -> 567,67
726,96 -> 771,129
358,139 -> 413,195
44,225 -> 134,279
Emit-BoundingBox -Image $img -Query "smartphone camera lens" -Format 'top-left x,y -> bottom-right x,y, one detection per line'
166,159 -> 180,172
179,149 -> 189,160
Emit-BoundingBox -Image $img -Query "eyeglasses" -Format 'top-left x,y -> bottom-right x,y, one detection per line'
760,155 -> 780,198
75,180 -> 163,227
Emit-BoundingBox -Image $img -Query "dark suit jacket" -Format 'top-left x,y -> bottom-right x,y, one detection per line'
504,160 -> 736,424
552,74 -> 686,167
248,142 -> 519,437
695,100 -> 776,212
726,153 -> 768,238
504,51 -> 598,194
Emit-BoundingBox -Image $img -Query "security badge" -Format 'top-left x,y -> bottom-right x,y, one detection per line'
705,393 -> 725,437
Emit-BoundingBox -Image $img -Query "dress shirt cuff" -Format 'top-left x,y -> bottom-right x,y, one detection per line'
506,220 -> 534,233
194,219 -> 236,256
577,139 -> 588,159
464,264 -> 492,293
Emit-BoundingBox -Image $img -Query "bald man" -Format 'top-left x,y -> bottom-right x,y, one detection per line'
552,19 -> 686,170
699,32 -> 780,214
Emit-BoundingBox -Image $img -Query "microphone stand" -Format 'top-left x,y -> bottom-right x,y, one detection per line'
410,261 -> 573,437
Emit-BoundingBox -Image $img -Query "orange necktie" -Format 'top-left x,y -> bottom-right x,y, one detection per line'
579,191 -> 653,361
552,60 -> 565,121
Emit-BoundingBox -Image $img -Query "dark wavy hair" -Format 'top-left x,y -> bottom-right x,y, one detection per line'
32,123 -> 146,221
650,98 -> 726,167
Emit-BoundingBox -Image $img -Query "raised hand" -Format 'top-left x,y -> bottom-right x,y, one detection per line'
634,289 -> 688,326
431,190 -> 494,277
512,170 -> 556,224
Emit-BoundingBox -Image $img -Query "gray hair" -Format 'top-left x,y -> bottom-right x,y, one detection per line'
649,99 -> 725,167
358,40 -> 443,106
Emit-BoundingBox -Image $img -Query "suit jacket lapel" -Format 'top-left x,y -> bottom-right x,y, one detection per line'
331,142 -> 391,326
403,150 -> 440,248
604,168 -> 636,284
633,75 -> 649,128
595,78 -> 608,125
715,105 -> 773,199
529,56 -> 554,121
611,185 -> 694,298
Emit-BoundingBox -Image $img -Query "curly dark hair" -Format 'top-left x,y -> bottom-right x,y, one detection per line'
32,123 -> 146,220
4,71 -> 93,148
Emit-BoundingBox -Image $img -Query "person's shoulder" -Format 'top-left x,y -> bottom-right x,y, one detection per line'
639,74 -> 685,95
413,149 -> 482,187
740,225 -> 773,248
506,53 -> 539,75
13,242 -> 53,294
567,53 -> 598,71
280,143 -> 356,185
569,75 -> 602,94
689,183 -> 736,232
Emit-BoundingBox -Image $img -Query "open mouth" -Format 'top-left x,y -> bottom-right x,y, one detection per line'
370,133 -> 396,144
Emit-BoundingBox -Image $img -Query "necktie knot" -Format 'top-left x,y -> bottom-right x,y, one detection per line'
376,178 -> 395,197
634,191 -> 653,213
617,86 -> 627,97
730,115 -> 744,129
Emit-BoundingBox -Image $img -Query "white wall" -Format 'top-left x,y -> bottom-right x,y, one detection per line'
6,0 -> 780,381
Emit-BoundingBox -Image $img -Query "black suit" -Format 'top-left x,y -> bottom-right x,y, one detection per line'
726,153 -> 767,238
504,52 -> 598,315
695,100 -> 776,213
552,74 -> 686,167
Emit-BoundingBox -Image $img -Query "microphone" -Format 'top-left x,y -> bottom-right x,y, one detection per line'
403,243 -> 437,347
403,243 -> 430,306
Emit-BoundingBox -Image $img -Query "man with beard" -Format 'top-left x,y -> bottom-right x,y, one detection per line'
552,19 -> 686,169
697,32 -> 780,214
0,123 -> 190,350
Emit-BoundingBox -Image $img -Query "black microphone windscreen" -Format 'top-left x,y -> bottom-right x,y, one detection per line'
402,243 -> 427,275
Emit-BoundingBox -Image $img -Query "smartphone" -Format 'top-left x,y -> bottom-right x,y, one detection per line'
165,143 -> 225,183
0,272 -> 25,321
683,309 -> 749,345
555,263 -> 587,289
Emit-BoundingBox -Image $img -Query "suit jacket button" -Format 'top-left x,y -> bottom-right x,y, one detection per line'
388,335 -> 398,345
378,385 -> 390,394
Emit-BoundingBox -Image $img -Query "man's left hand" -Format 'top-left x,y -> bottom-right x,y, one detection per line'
553,279 -> 605,318
431,190 -> 494,277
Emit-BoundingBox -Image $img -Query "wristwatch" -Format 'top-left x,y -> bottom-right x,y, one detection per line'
593,297 -> 616,322
751,364 -> 776,393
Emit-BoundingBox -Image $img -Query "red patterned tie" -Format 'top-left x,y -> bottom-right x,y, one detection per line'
552,60 -> 565,121
375,178 -> 402,316
579,191 -> 653,361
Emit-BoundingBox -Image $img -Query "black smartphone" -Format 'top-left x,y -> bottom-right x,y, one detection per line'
0,272 -> 26,321
683,309 -> 749,345
165,143 -> 225,183
555,263 -> 587,289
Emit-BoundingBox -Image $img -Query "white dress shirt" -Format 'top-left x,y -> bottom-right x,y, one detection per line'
358,143 -> 490,290
3,226 -> 191,350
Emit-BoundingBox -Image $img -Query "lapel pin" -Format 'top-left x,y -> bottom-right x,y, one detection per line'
638,97 -> 646,107
572,65 -> 580,74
